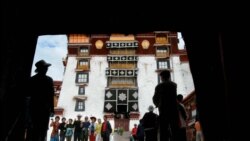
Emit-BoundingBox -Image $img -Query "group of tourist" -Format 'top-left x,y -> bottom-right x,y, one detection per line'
49,115 -> 112,141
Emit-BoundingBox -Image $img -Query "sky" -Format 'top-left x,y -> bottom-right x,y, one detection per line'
31,35 -> 68,81
31,33 -> 184,81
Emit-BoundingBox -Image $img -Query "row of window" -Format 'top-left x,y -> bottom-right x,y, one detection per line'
74,59 -> 170,84
74,52 -> 170,112
77,46 -> 169,58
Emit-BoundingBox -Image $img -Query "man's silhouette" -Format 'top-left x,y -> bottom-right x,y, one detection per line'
142,105 -> 158,141
28,60 -> 54,141
153,70 -> 179,141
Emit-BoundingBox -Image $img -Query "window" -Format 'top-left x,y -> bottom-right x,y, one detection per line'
108,77 -> 137,87
78,87 -> 85,95
79,60 -> 88,66
75,100 -> 85,111
80,47 -> 88,53
79,46 -> 89,56
78,59 -> 89,69
156,48 -> 167,53
68,34 -> 89,43
156,47 -> 169,58
157,59 -> 170,69
76,73 -> 88,83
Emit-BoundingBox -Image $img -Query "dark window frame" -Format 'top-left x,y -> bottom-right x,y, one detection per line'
75,100 -> 85,111
78,86 -> 85,95
157,59 -> 170,69
75,72 -> 89,83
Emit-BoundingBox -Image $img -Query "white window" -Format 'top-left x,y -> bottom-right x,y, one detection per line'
80,48 -> 88,53
79,60 -> 88,67
158,60 -> 170,69
76,73 -> 88,83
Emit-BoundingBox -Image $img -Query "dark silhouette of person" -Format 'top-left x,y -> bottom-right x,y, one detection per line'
136,119 -> 145,141
177,94 -> 188,141
153,70 -> 180,141
142,105 -> 158,141
27,59 -> 55,141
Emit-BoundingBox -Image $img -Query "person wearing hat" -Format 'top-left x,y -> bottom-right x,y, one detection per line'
89,116 -> 97,141
27,59 -> 54,141
142,105 -> 158,141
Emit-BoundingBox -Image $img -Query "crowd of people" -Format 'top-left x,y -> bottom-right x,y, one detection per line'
49,115 -> 112,141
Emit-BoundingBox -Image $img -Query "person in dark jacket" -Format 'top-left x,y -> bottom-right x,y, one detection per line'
142,105 -> 158,141
153,70 -> 180,141
59,117 -> 67,141
101,115 -> 112,141
136,119 -> 145,141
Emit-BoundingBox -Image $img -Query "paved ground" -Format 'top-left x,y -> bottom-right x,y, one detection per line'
46,130 -> 131,141
111,131 -> 131,141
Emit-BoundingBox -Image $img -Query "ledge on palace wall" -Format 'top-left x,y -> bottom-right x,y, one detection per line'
104,113 -> 114,120
129,112 -> 140,120
73,95 -> 88,100
54,107 -> 64,115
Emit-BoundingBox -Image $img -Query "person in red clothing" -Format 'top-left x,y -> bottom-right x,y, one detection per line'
131,124 -> 138,140
101,115 -> 112,141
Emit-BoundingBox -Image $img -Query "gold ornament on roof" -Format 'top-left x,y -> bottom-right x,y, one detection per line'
95,40 -> 104,49
141,40 -> 150,49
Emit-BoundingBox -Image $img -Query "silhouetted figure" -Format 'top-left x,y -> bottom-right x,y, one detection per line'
177,94 -> 188,141
136,119 -> 144,141
142,105 -> 158,141
28,60 -> 55,141
153,70 -> 180,141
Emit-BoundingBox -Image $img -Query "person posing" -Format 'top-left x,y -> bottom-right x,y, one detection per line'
50,116 -> 60,141
89,116 -> 97,141
65,118 -> 74,141
82,116 -> 90,141
101,115 -> 112,141
95,118 -> 102,141
59,117 -> 67,141
74,114 -> 83,141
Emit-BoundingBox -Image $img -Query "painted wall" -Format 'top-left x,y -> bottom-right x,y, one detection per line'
171,56 -> 194,98
54,55 -> 194,133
